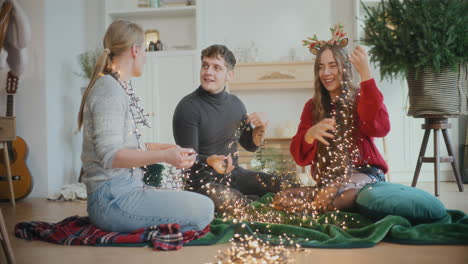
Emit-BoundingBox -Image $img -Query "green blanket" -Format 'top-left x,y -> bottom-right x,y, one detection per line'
186,193 -> 468,248
100,193 -> 468,248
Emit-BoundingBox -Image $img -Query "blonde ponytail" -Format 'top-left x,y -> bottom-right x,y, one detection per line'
77,20 -> 145,130
77,50 -> 112,129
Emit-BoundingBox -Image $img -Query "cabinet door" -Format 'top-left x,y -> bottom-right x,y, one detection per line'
132,51 -> 200,144
155,51 -> 200,144
131,53 -> 158,144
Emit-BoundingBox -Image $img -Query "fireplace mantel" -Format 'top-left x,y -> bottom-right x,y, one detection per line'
229,60 -> 315,91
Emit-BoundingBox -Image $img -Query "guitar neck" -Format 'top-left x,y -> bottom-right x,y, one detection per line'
6,94 -> 13,117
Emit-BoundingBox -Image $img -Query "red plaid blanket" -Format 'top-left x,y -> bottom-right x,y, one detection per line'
14,216 -> 210,251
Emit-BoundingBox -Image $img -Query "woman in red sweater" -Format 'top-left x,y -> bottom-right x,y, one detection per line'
273,25 -> 390,214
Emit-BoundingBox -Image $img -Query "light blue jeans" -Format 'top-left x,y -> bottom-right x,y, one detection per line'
87,173 -> 214,233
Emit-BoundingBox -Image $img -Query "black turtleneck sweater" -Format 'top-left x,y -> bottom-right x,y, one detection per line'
173,86 -> 258,167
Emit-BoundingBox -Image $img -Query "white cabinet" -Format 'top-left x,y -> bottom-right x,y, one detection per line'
104,0 -> 201,51
131,50 -> 200,144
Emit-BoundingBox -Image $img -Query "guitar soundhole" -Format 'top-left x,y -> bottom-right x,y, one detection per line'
0,176 -> 20,181
0,146 -> 16,163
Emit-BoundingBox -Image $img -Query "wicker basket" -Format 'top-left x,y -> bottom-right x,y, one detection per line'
406,63 -> 467,117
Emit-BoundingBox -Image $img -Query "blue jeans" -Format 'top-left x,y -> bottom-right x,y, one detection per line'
87,173 -> 214,233
335,166 -> 386,196
355,166 -> 386,182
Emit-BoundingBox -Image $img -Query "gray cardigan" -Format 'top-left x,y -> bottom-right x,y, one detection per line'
81,75 -> 143,194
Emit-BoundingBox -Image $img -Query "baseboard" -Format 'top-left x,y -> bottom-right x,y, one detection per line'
387,169 -> 458,183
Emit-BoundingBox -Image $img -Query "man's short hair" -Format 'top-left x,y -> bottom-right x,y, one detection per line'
201,44 -> 236,70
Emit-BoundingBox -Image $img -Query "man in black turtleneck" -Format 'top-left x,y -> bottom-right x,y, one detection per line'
173,45 -> 283,213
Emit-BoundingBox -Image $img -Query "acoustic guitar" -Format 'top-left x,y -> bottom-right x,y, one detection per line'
0,72 -> 33,201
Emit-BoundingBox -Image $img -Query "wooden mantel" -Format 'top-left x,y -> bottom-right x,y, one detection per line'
229,60 -> 315,91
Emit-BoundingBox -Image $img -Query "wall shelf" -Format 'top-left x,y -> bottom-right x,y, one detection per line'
104,0 -> 200,52
108,6 -> 196,19
145,49 -> 198,56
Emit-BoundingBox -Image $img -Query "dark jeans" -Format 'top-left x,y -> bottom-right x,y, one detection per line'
185,166 -> 287,213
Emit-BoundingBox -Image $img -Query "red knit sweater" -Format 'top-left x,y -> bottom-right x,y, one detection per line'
290,78 -> 390,181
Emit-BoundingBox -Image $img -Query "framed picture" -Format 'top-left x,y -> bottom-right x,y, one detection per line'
145,30 -> 160,50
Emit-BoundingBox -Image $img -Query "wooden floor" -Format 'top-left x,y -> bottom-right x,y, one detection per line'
1,181 -> 468,264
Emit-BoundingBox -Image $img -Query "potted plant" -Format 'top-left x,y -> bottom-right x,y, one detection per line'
76,49 -> 101,94
362,0 -> 468,116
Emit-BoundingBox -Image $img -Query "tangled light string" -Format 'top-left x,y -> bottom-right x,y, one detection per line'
210,231 -> 297,264
312,79 -> 360,213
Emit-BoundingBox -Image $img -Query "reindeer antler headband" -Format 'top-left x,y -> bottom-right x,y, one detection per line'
303,24 -> 349,55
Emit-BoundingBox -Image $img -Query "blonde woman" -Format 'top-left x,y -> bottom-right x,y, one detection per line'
78,20 -> 214,232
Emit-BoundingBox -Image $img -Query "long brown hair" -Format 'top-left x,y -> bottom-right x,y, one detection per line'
77,20 -> 144,130
312,45 -> 359,186
312,45 -> 357,121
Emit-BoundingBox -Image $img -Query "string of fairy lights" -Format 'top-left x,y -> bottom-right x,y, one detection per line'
112,46 -> 369,261
214,233 -> 294,264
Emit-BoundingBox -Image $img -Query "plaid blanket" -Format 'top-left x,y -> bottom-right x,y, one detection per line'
14,215 -> 210,251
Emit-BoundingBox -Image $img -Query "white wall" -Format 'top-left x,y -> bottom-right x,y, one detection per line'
0,0 -> 48,197
85,0 -> 106,50
44,0 -> 88,195
0,0 -> 104,197
200,0 -> 331,62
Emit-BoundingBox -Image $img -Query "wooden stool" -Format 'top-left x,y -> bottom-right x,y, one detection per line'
0,208 -> 15,264
0,116 -> 16,206
412,115 -> 465,196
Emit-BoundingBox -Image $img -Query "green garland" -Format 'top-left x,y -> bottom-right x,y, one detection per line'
142,163 -> 165,188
